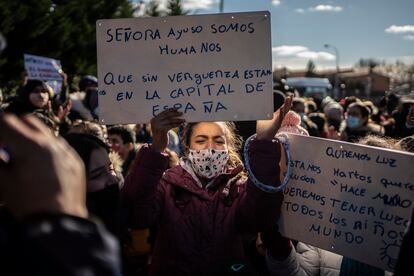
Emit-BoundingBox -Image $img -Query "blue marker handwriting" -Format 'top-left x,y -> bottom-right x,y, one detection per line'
326,146 -> 371,161
328,198 -> 376,217
283,187 -> 326,206
380,177 -> 414,191
158,42 -> 221,55
152,100 -> 227,116
106,27 -> 161,42
210,22 -> 255,34
167,70 -> 240,85
332,168 -> 372,184
309,223 -> 364,245
372,193 -> 412,208
104,72 -> 134,85
283,201 -> 323,219
288,159 -> 321,174
375,155 -> 397,168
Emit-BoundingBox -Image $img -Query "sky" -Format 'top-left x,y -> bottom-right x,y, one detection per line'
133,0 -> 414,70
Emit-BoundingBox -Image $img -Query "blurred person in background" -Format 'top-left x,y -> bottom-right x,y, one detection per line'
379,92 -> 400,118
340,102 -> 383,142
134,123 -> 152,144
323,101 -> 344,134
305,99 -> 318,115
69,75 -> 99,121
309,112 -> 328,138
322,97 -> 344,133
364,101 -> 384,136
65,133 -> 123,240
292,97 -> 319,137
5,79 -> 53,116
68,120 -> 108,142
340,96 -> 360,113
390,98 -> 414,138
0,114 -> 121,275
108,125 -> 138,177
4,74 -> 72,134
363,100 -> 381,124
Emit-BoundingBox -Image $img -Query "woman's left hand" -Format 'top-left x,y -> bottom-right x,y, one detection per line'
256,96 -> 292,141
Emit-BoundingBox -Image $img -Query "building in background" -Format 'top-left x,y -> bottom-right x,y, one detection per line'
274,67 -> 390,101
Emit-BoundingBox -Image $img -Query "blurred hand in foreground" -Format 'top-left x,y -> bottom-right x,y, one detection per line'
0,114 -> 88,219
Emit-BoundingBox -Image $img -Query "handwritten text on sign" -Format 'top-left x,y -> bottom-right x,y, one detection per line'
278,134 -> 414,272
24,54 -> 62,81
96,11 -> 273,124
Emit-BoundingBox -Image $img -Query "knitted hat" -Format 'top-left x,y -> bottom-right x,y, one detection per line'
277,111 -> 309,136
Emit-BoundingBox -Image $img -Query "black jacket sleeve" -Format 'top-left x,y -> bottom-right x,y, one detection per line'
0,211 -> 122,276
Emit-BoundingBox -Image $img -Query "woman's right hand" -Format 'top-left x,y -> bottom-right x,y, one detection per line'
150,108 -> 185,152
256,96 -> 293,141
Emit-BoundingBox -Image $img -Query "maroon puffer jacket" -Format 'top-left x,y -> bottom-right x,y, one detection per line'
122,138 -> 283,275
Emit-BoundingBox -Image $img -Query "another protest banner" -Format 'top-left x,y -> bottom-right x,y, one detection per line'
96,11 -> 273,124
24,54 -> 63,94
278,134 -> 414,272
24,54 -> 62,81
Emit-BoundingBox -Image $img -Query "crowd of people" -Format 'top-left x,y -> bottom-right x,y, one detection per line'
0,72 -> 413,276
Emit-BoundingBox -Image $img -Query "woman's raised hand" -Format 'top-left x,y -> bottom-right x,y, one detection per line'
256,95 -> 293,141
150,108 -> 185,152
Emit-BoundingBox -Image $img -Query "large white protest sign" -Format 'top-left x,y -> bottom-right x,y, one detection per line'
96,11 -> 273,124
24,54 -> 62,81
278,134 -> 414,272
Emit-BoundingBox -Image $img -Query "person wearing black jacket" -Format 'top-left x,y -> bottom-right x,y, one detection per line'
0,114 -> 121,276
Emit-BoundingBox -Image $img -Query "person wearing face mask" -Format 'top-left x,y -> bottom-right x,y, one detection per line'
122,96 -> 292,275
5,79 -> 53,116
69,75 -> 99,121
340,102 -> 383,143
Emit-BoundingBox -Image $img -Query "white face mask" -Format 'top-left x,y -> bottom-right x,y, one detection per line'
188,148 -> 229,179
29,92 -> 49,108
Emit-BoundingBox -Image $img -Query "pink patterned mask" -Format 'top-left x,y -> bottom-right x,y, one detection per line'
188,148 -> 229,179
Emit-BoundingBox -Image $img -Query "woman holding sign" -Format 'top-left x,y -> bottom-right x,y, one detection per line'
122,96 -> 292,275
